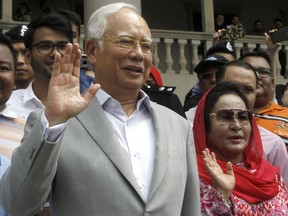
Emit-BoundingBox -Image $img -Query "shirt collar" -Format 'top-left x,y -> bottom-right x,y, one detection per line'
22,82 -> 39,103
96,89 -> 152,113
0,104 -> 18,118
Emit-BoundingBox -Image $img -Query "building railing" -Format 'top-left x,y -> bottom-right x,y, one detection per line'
1,21 -> 287,103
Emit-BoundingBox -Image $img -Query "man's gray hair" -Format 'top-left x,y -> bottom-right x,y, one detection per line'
86,3 -> 138,49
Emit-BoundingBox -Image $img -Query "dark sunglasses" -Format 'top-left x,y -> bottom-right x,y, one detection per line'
209,109 -> 252,124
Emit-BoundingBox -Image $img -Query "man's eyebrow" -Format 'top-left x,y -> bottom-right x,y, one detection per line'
116,34 -> 152,42
0,60 -> 13,65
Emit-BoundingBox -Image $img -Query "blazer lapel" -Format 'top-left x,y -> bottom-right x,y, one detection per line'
76,98 -> 143,199
147,104 -> 169,201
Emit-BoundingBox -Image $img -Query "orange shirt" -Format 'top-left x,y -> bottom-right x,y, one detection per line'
254,102 -> 288,150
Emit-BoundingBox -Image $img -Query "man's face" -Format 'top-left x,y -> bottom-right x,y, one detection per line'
71,22 -> 80,44
216,15 -> 224,24
199,66 -> 219,94
90,8 -> 153,96
231,16 -> 240,25
26,27 -> 70,82
242,56 -> 274,109
221,65 -> 257,110
13,41 -> 33,85
275,21 -> 283,29
0,44 -> 14,106
255,22 -> 263,30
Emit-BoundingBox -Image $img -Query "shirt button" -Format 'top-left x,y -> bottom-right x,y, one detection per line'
133,152 -> 140,158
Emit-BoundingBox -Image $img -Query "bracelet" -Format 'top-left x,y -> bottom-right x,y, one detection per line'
220,193 -> 232,208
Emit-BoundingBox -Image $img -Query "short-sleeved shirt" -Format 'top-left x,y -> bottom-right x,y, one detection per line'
254,101 -> 288,149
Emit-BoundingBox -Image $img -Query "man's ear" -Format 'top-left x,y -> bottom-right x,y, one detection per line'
85,39 -> 99,65
25,48 -> 32,65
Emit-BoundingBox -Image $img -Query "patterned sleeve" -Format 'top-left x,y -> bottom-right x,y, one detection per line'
200,179 -> 233,216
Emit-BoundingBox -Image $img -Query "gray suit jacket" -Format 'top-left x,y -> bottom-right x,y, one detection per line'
0,98 -> 200,216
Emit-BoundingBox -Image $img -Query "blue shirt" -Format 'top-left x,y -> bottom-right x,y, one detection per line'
80,69 -> 95,94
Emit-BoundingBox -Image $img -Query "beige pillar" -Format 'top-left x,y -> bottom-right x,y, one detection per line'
201,0 -> 215,33
1,0 -> 13,22
83,0 -> 141,28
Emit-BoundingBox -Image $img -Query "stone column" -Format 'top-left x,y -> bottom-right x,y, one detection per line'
201,0 -> 215,33
164,38 -> 174,74
178,39 -> 188,74
1,0 -> 13,22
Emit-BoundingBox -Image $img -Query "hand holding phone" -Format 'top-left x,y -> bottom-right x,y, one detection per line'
270,26 -> 288,44
221,24 -> 246,42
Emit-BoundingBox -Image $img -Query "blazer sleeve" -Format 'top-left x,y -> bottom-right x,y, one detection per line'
181,122 -> 201,216
0,111 -> 64,215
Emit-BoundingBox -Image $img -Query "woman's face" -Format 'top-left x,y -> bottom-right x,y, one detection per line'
206,94 -> 251,163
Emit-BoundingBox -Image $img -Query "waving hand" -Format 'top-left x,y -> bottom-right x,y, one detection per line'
45,43 -> 100,126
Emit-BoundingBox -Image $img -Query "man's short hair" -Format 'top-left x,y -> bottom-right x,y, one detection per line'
24,12 -> 73,50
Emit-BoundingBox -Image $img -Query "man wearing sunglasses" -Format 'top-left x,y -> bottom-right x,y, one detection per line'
183,54 -> 227,111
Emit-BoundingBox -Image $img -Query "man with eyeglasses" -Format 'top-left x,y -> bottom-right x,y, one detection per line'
215,59 -> 288,186
183,54 -> 227,111
241,51 -> 288,150
0,3 -> 200,216
6,13 -> 73,120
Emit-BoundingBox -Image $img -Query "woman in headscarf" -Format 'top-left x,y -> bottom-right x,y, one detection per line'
193,82 -> 288,215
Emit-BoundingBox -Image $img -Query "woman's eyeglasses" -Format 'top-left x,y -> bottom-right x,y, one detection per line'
209,109 -> 252,124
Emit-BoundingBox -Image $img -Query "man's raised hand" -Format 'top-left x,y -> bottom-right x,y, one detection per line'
45,43 -> 100,126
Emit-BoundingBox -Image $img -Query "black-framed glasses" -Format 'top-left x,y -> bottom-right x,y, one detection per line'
255,67 -> 272,78
199,72 -> 215,80
31,41 -> 69,55
209,109 -> 252,124
100,36 -> 155,55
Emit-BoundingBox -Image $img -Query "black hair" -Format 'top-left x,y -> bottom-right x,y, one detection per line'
24,12 -> 73,50
240,51 -> 272,69
56,9 -> 81,36
274,18 -> 283,24
0,33 -> 17,69
254,20 -> 262,24
204,82 -> 250,132
216,60 -> 259,85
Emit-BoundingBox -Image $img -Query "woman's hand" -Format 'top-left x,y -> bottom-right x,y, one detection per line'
202,148 -> 235,201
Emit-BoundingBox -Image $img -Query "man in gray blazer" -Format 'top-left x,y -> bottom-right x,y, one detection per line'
0,3 -> 200,215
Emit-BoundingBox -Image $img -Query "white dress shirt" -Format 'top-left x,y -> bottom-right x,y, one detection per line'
97,89 -> 155,202
7,82 -> 44,120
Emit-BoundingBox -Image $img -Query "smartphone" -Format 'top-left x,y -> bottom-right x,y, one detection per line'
270,26 -> 288,44
80,54 -> 93,71
221,23 -> 246,42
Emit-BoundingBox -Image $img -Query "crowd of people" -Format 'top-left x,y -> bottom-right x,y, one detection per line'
0,2 -> 287,215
